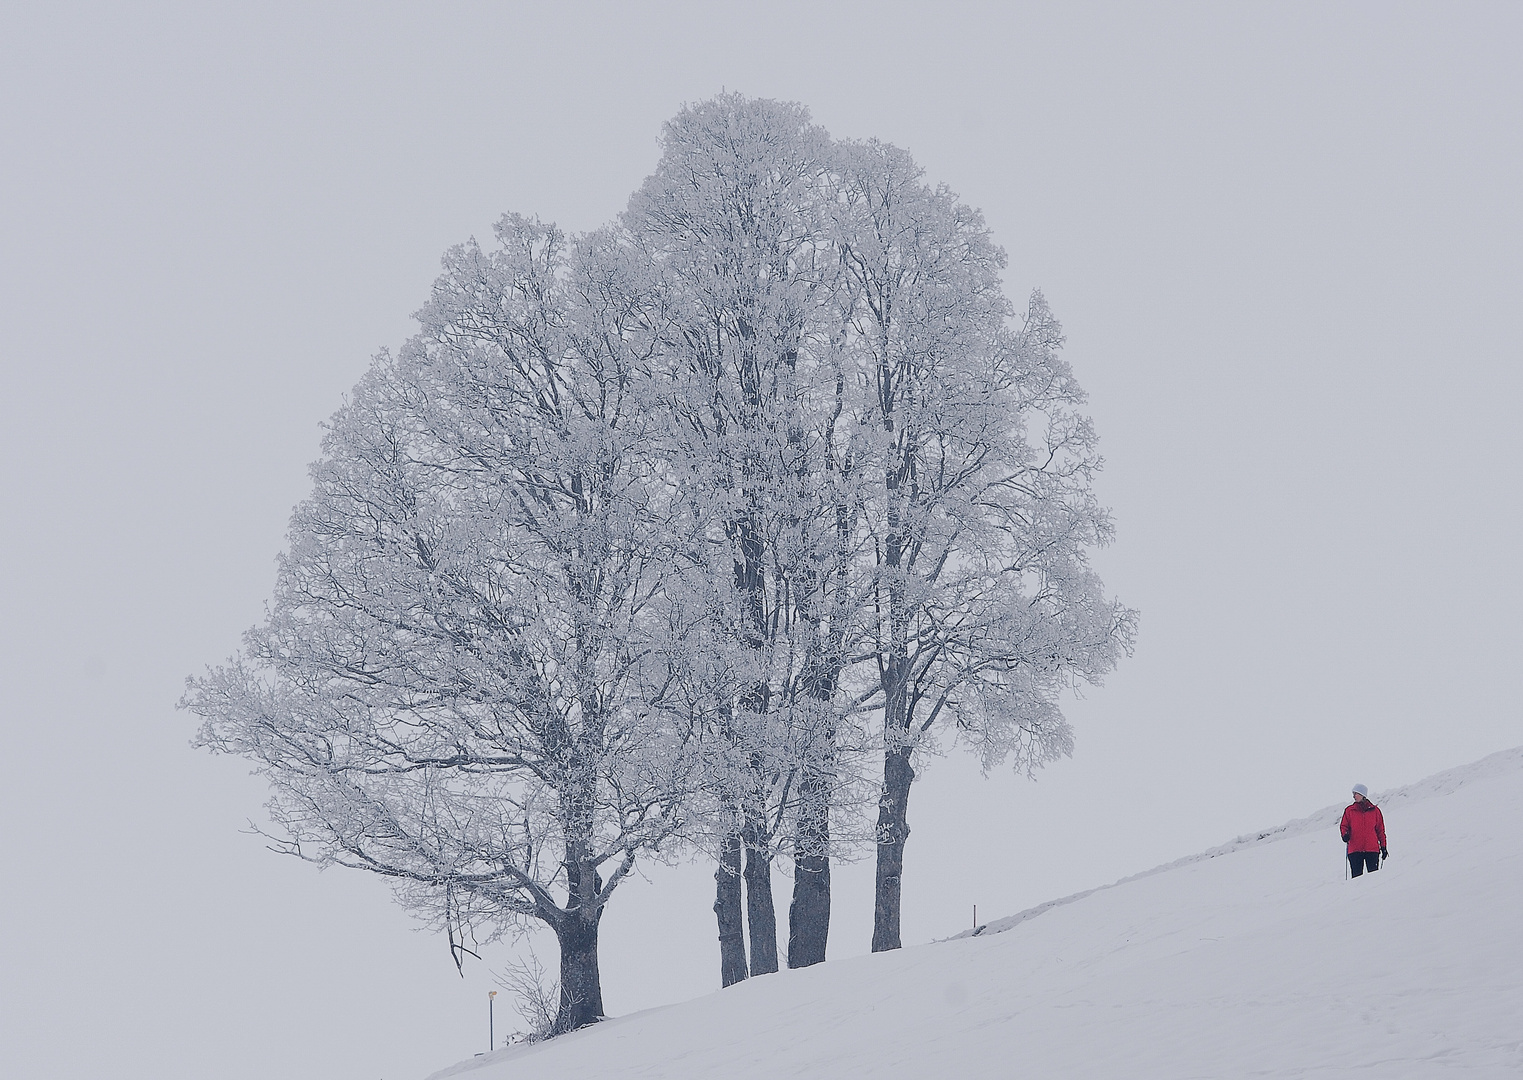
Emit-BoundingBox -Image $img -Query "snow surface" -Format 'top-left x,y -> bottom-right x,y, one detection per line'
428,748 -> 1523,1079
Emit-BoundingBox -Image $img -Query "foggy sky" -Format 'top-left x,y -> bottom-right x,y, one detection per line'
2,4 -> 1519,1079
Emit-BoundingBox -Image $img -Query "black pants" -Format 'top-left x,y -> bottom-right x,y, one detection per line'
1348,851 -> 1380,876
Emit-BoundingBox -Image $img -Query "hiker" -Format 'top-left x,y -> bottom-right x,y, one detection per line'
1340,784 -> 1387,877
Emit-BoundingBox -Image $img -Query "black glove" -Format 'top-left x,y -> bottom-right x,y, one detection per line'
1380,847 -> 1388,860
1342,834 -> 1350,844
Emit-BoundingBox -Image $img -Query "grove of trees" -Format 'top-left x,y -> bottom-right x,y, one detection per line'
184,93 -> 1136,1037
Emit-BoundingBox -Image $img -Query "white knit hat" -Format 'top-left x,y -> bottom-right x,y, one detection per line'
1352,783 -> 1369,798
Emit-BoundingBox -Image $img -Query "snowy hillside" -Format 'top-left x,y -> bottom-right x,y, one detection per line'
428,749 -> 1523,1080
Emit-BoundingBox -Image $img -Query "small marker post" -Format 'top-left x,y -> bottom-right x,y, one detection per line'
488,990 -> 497,1052
972,904 -> 977,930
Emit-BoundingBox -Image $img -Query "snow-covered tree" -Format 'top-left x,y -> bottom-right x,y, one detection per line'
827,140 -> 1138,952
187,94 -> 1136,1021
185,216 -> 695,1034
619,94 -> 869,978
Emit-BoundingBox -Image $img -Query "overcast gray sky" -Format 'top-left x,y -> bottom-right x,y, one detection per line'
2,3 -> 1520,1079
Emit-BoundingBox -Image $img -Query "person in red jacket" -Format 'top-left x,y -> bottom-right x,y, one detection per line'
1340,784 -> 1387,877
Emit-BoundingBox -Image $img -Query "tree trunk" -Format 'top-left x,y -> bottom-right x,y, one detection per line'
742,810 -> 780,975
550,906 -> 605,1034
713,831 -> 748,987
550,775 -> 606,1034
729,506 -> 779,978
787,763 -> 831,967
871,742 -> 914,953
787,435 -> 849,970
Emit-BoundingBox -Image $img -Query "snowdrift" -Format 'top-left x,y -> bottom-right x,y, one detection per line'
429,748 -> 1523,1079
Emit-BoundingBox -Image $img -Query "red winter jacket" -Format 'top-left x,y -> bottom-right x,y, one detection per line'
1340,800 -> 1386,853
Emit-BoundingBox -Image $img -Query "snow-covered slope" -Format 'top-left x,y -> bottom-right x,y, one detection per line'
429,748 -> 1523,1080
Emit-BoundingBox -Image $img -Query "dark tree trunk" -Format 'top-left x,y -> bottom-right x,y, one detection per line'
786,413 -> 850,970
873,475 -> 914,953
549,855 -> 606,1035
871,741 -> 914,953
787,762 -> 831,967
728,506 -> 779,978
550,907 -> 605,1034
741,809 -> 779,975
713,831 -> 748,987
